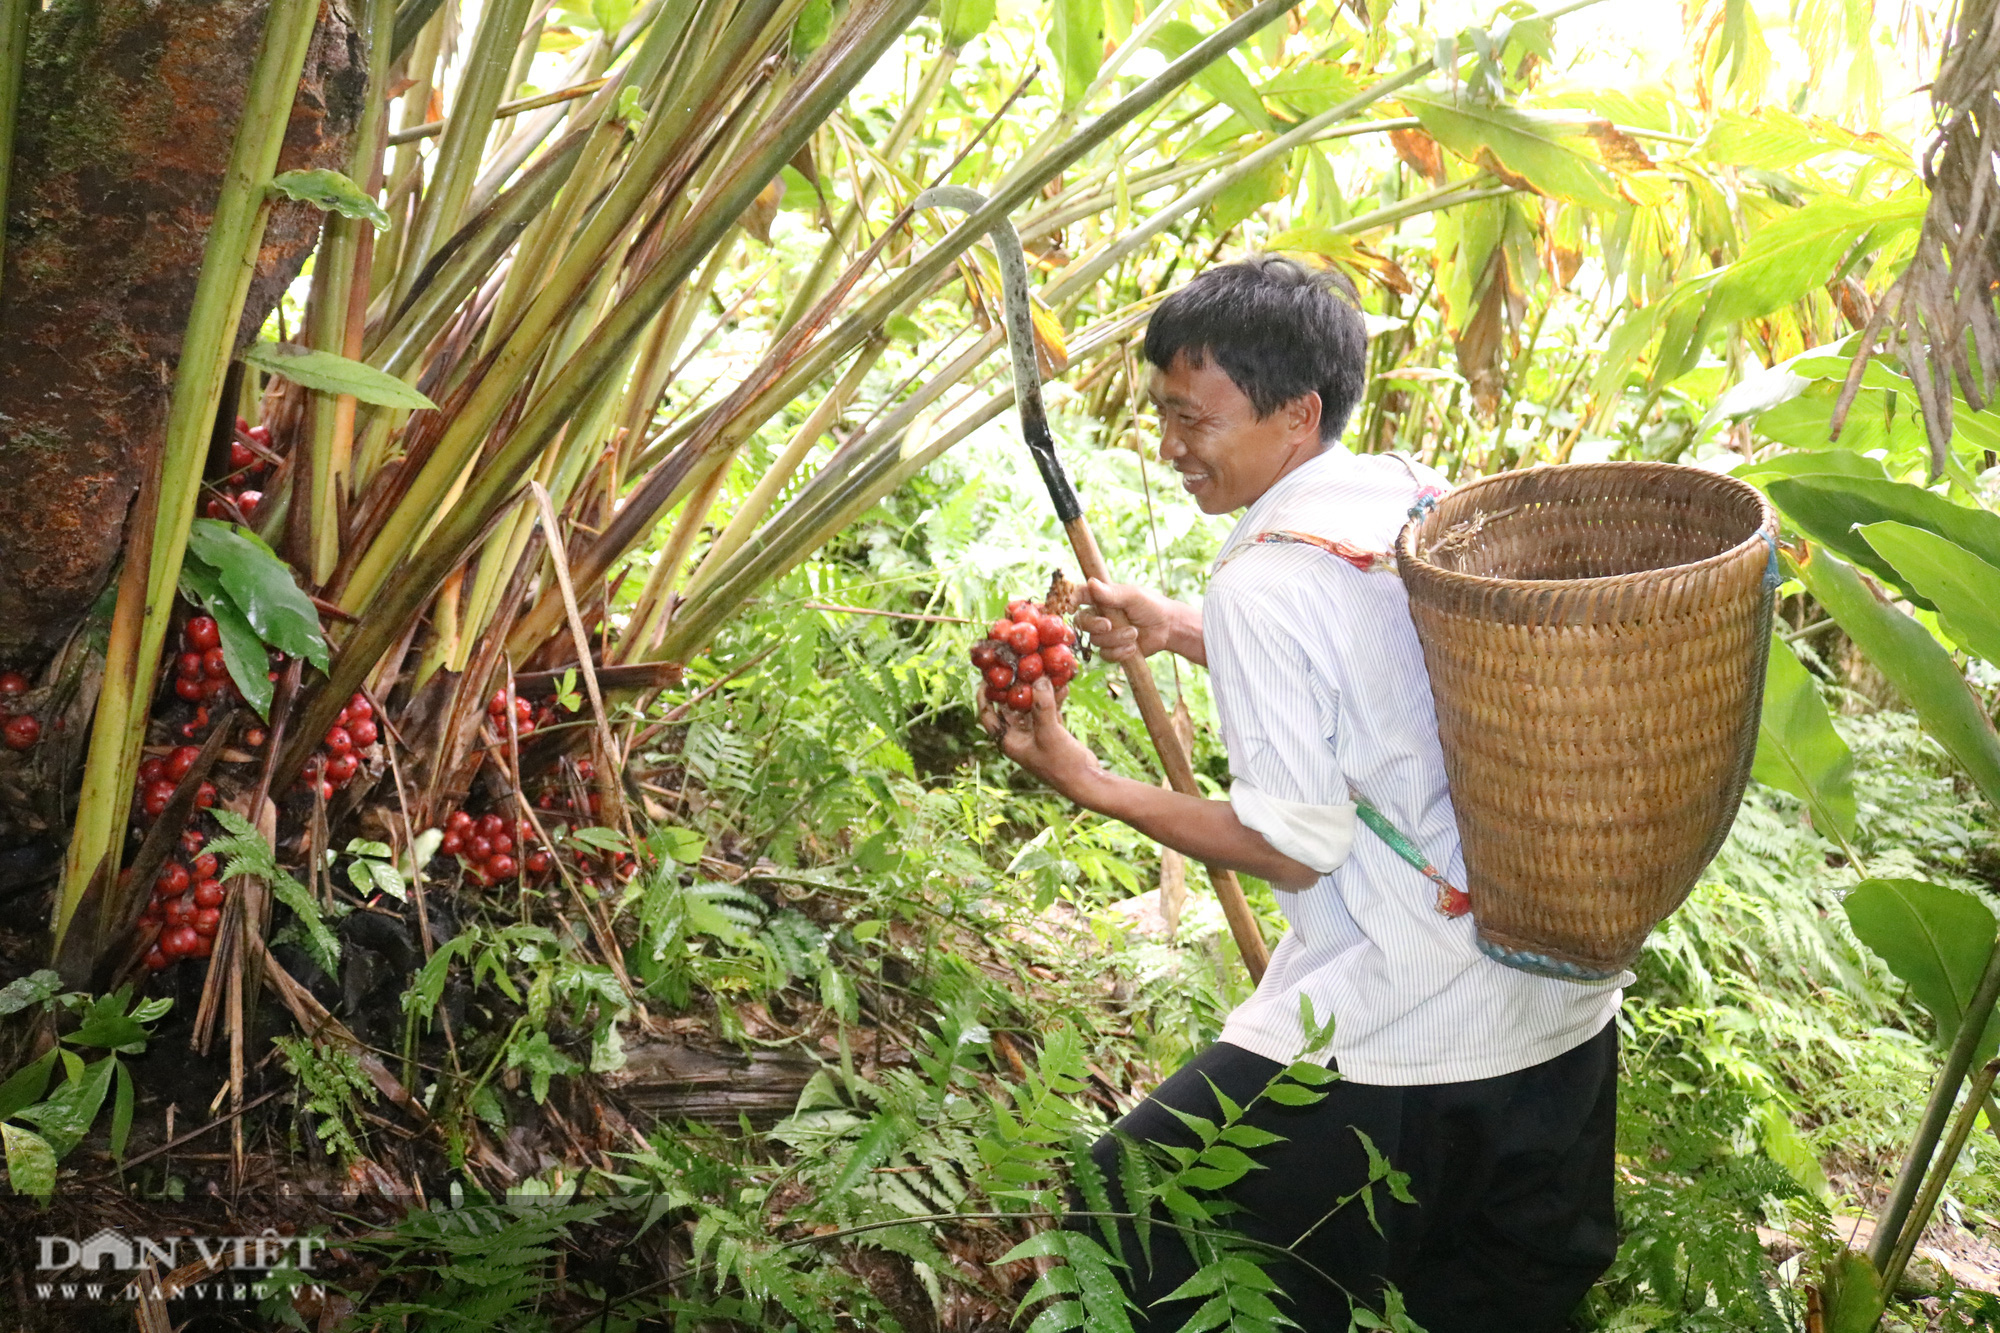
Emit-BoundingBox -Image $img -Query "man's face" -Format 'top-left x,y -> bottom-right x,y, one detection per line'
1148,352 -> 1322,514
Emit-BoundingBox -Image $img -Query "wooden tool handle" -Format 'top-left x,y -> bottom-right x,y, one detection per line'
1064,517 -> 1271,981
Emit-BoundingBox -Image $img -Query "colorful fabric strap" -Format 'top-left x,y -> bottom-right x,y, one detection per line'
1350,786 -> 1471,919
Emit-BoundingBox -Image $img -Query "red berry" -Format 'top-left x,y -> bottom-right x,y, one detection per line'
194,781 -> 216,808
164,897 -> 194,926
201,648 -> 227,679
247,423 -> 270,444
161,925 -> 199,958
180,829 -> 206,857
193,907 -> 221,937
138,907 -> 161,927
576,759 -> 595,780
144,946 -> 169,971
1011,603 -> 1038,624
1043,644 -> 1077,677
487,854 -> 518,879
349,718 -> 379,747
139,757 -> 167,784
156,863 -> 190,896
324,726 -> 353,754
204,498 -> 225,520
229,440 -> 256,470
477,813 -> 506,839
587,792 -> 602,815
192,853 -> 217,879
244,727 -> 267,749
446,810 -> 474,832
236,491 -> 261,516
189,931 -> 214,958
489,832 -> 514,857
527,850 -> 552,875
1004,622 -> 1040,655
1005,682 -> 1034,711
167,745 -> 201,781
325,752 -> 359,784
142,780 -> 175,817
1036,615 -> 1067,649
3,714 -> 40,750
487,691 -> 510,717
514,697 -> 533,719
193,879 -> 224,909
970,641 -> 998,669
440,831 -> 464,856
346,693 -> 372,720
1016,652 -> 1045,683
186,617 -> 220,651
984,664 -> 1015,691
989,619 -> 1013,641
984,683 -> 1009,703
468,835 -> 493,862
1006,598 -> 1032,619
174,676 -> 205,702
317,780 -> 335,801
200,676 -> 227,701
0,671 -> 28,696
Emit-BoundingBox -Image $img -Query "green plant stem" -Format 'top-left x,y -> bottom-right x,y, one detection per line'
1878,1056 -> 2000,1311
53,0 -> 322,955
1867,931 -> 2000,1273
0,0 -> 29,304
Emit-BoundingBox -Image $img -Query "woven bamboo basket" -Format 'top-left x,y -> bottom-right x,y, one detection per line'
1395,462 -> 1778,980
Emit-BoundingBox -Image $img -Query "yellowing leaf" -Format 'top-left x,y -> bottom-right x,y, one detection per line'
1403,90 -> 1623,211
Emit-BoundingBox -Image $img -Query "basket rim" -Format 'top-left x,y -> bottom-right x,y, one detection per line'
1395,461 -> 1777,596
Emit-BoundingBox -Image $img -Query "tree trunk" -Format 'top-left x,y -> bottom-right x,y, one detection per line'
0,0 -> 367,668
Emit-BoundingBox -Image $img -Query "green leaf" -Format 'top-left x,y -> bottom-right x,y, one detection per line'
1791,545 -> 2000,810
1152,22 -> 1270,132
829,1114 -> 903,1195
1750,634 -> 1857,843
789,0 -> 832,57
66,1008 -> 148,1054
186,519 -> 331,670
0,1051 -> 57,1122
1210,151 -> 1289,232
0,970 -> 61,1016
1768,476 -> 2000,608
1858,523 -> 2000,662
1703,195 -> 1923,333
242,342 -> 438,411
109,1061 -> 134,1162
269,169 -> 390,230
1822,1248 -> 1885,1333
1732,448 -> 1888,486
1403,90 -> 1621,210
2,1123 -> 56,1198
939,0 -> 996,47
180,555 -> 275,717
651,826 -> 705,864
20,1053 -> 115,1158
1048,0 -> 1103,109
1845,878 -> 2000,1062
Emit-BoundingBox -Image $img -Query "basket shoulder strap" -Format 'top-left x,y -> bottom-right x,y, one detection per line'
1348,785 -> 1471,919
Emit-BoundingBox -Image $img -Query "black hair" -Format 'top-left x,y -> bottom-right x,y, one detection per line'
1142,255 -> 1367,443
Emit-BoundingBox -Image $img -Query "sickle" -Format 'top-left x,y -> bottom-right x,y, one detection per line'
916,185 -> 1270,982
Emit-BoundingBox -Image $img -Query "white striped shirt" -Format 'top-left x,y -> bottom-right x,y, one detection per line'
1207,446 -> 1622,1085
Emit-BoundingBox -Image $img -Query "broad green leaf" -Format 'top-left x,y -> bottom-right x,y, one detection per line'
1750,634 -> 1856,843
269,169 -> 390,229
1705,195 -> 1923,333
2,1123 -> 56,1198
186,519 -> 331,670
1048,0 -> 1103,109
1152,23 -> 1270,132
789,0 -> 832,57
109,1061 -> 133,1162
66,1008 -> 148,1054
0,1051 -> 57,1122
1211,151 -> 1289,231
0,970 -> 61,1016
1768,476 -> 2000,608
242,342 -> 438,411
1821,1248 -> 1885,1333
652,825 -> 703,864
1858,523 -> 2000,663
1844,878 -> 2000,1062
179,556 -> 275,717
939,0 -> 996,47
1791,545 -> 2000,810
20,1053 -> 115,1158
1732,448 -> 1888,486
1403,90 -> 1621,210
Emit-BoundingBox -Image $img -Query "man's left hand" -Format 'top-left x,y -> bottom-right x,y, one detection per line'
980,677 -> 1097,799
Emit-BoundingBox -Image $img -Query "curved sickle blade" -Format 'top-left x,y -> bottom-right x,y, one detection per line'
914,185 -> 1082,524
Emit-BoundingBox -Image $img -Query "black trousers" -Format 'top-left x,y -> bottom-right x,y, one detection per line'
1076,1022 -> 1618,1333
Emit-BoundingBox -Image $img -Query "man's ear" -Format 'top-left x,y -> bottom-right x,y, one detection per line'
1289,391 -> 1324,443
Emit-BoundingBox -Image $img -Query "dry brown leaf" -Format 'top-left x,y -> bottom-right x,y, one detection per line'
1390,126 -> 1447,184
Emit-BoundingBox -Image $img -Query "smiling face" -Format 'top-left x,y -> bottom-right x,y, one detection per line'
1149,351 -> 1324,514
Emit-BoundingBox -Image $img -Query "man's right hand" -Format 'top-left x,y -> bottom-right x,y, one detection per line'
1078,579 -> 1205,668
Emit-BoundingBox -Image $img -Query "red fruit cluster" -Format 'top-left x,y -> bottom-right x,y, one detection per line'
206,419 -> 272,521
139,837 -> 224,970
135,746 -> 217,821
442,810 -> 553,886
299,693 -> 379,801
0,671 -> 38,751
486,689 -> 556,740
971,598 -> 1078,712
171,615 -> 244,711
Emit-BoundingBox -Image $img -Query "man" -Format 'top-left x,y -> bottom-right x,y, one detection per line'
982,256 -> 1623,1331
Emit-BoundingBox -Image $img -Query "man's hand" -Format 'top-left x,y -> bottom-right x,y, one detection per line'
980,677 -> 1095,798
1077,579 -> 1206,667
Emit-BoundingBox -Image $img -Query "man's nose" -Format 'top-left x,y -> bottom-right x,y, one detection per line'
1156,427 -> 1184,461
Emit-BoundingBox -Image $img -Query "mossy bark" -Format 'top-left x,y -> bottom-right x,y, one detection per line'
0,0 -> 366,665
